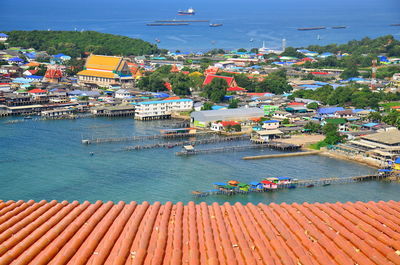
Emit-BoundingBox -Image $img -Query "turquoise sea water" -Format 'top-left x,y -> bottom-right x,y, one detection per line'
0,0 -> 399,50
1,117 -> 398,204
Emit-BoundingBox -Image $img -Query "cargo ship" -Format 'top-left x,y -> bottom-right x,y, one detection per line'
155,20 -> 209,23
209,23 -> 223,27
390,24 -> 400,26
147,23 -> 189,26
332,26 -> 347,29
297,27 -> 326,31
178,8 -> 195,15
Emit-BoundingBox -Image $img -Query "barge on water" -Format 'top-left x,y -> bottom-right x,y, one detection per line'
155,20 -> 209,23
146,23 -> 189,26
297,26 -> 326,31
209,23 -> 223,27
332,26 -> 347,29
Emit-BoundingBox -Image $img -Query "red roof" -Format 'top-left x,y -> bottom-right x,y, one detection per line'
45,68 -> 63,79
220,121 -> 239,127
246,92 -> 273,96
203,74 -> 235,86
301,57 -> 314,61
163,96 -> 180,100
391,106 -> 400,109
311,71 -> 329,75
28,70 -> 38,75
287,102 -> 305,106
164,82 -> 172,91
227,86 -> 246,92
261,180 -> 274,184
28,89 -> 46,93
0,200 -> 399,264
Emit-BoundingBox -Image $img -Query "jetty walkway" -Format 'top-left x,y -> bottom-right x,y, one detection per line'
243,150 -> 321,160
176,142 -> 300,156
124,135 -> 250,151
193,174 -> 385,197
81,133 -> 205,144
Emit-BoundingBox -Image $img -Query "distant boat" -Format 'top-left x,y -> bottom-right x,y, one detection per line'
146,23 -> 189,26
297,27 -> 326,31
317,34 -> 321,40
332,26 -> 347,29
390,24 -> 400,26
209,23 -> 223,27
178,8 -> 195,15
155,38 -> 161,43
250,38 -> 254,42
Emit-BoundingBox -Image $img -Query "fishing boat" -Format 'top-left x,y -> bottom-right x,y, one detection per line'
209,23 -> 223,27
155,38 -> 160,43
178,8 -> 195,15
23,116 -> 32,120
306,184 -> 315,188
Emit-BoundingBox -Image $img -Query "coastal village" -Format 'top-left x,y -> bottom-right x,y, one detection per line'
1,32 -> 400,170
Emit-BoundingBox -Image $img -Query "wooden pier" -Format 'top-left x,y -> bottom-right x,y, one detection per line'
242,150 -> 321,160
124,135 -> 250,151
192,174 -> 386,197
176,142 -> 301,156
82,133 -> 201,144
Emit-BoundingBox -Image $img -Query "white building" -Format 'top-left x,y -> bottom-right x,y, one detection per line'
0,33 -> 8,42
115,89 -> 132,99
262,120 -> 280,130
135,98 -> 193,120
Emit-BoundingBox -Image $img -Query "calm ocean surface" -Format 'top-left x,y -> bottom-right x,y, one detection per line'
0,0 -> 399,51
1,117 -> 398,204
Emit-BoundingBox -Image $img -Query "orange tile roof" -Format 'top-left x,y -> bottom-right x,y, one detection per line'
77,70 -> 117,79
0,200 -> 399,264
85,54 -> 122,71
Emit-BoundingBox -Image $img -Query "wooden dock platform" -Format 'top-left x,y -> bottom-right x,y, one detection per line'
82,133 -> 201,144
124,135 -> 250,151
176,142 -> 301,156
242,150 -> 321,160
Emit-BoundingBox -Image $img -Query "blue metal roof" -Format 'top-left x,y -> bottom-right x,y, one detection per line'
249,181 -> 260,186
318,107 -> 345,114
362,123 -> 379,127
394,157 -> 400,164
213,182 -> 227,186
0,33 -> 8,37
25,75 -> 43,79
263,120 -> 279,123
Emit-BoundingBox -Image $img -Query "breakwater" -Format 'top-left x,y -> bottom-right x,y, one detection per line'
243,150 -> 320,160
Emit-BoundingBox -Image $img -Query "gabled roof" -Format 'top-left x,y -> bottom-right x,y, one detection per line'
1,200 -> 399,264
77,70 -> 117,78
203,74 -> 234,86
85,54 -> 123,71
28,88 -> 46,93
227,86 -> 246,91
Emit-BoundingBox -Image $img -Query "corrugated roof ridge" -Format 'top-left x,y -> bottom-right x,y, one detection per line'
0,200 -> 75,264
89,201 -> 137,265
280,203 -> 336,265
234,203 -> 274,264
319,202 -> 386,265
199,202 -> 219,264
270,203 -> 321,265
223,202 -> 259,265
309,202 -> 391,264
211,202 -> 238,265
68,201 -> 125,265
0,200 -> 34,226
0,200 -> 15,212
108,201 -> 150,265
169,202 -> 183,265
0,200 -> 24,217
49,201 -> 114,265
291,202 -> 353,265
207,204 -> 228,265
257,203 -> 298,264
14,201 -> 90,264
0,200 -> 58,246
32,200 -> 103,265
0,200 -> 46,235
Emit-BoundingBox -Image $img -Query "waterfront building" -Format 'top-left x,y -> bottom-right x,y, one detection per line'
77,54 -> 134,88
134,98 -> 193,120
191,108 -> 264,128
262,119 -> 280,130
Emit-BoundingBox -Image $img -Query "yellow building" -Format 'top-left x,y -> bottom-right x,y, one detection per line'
394,157 -> 400,171
77,55 -> 133,88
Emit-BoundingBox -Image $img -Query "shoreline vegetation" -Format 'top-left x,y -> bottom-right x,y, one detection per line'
3,30 -> 162,57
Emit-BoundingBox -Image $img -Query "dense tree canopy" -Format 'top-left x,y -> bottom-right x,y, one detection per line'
202,78 -> 228,102
290,84 -> 400,109
255,70 -> 292,94
5,31 -> 160,57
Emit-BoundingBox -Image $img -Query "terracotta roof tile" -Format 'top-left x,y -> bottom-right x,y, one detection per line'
0,200 -> 399,264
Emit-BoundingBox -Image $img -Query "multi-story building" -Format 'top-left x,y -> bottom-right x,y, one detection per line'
77,55 -> 134,88
135,98 -> 193,120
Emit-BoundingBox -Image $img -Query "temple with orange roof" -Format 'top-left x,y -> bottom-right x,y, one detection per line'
77,54 -> 133,88
43,65 -> 63,83
203,74 -> 237,88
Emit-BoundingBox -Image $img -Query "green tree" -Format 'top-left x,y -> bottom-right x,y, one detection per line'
201,102 -> 214,110
304,122 -> 321,133
237,48 -> 247,52
280,47 -> 305,58
322,123 -> 345,145
307,102 -> 319,109
228,99 -> 239,109
202,78 -> 228,102
382,110 -> 400,129
256,70 -> 292,94
367,111 -> 382,123
340,66 -> 360,79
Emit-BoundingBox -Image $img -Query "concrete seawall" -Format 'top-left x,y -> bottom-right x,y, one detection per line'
242,150 -> 321,160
